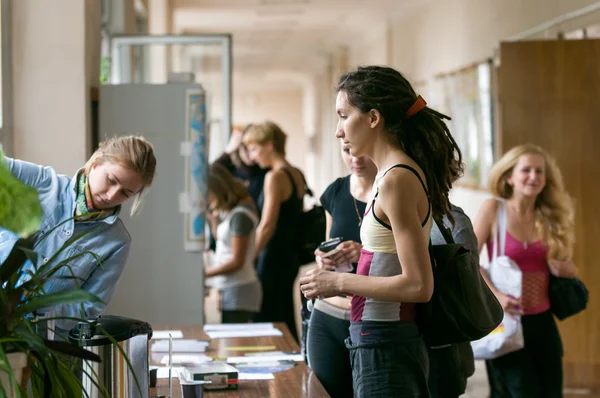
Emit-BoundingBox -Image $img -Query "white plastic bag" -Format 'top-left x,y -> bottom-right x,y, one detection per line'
472,199 -> 524,360
471,312 -> 524,360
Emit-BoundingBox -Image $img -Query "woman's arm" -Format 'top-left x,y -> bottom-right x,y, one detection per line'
474,199 -> 500,294
301,171 -> 433,302
315,211 -> 362,269
206,210 -> 220,240
254,171 -> 285,254
326,240 -> 363,266
206,235 -> 251,277
324,210 -> 332,240
548,259 -> 578,278
51,243 -> 130,330
314,211 -> 336,270
4,157 -> 56,191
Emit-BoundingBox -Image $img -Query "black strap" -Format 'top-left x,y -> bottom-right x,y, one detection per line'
433,217 -> 455,244
280,167 -> 298,198
371,164 -> 431,229
299,171 -> 313,197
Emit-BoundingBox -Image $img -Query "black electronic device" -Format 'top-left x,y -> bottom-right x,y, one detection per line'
318,237 -> 343,253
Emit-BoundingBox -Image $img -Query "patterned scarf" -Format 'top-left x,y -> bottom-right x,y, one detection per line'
75,172 -> 113,221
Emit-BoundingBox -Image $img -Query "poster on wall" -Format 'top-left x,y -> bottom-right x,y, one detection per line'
429,60 -> 494,189
183,88 -> 208,252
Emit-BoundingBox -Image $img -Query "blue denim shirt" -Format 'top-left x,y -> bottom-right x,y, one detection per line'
0,157 -> 131,330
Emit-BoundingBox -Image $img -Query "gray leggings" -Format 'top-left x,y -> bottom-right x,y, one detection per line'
307,305 -> 352,398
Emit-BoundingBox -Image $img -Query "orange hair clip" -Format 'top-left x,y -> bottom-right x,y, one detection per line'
405,96 -> 427,118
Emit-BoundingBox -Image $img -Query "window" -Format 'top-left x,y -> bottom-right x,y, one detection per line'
0,0 -> 12,153
0,0 -> 4,129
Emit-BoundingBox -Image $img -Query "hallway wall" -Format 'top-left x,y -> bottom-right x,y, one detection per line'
315,0 -> 600,219
11,0 -> 101,174
233,88 -> 306,173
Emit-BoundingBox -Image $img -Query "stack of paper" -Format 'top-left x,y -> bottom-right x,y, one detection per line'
159,354 -> 213,365
238,373 -> 275,380
151,339 -> 210,353
151,330 -> 184,339
203,323 -> 283,339
225,351 -> 302,375
233,361 -> 296,374
156,366 -> 186,379
226,353 -> 304,363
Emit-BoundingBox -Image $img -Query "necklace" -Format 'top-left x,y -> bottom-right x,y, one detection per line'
507,202 -> 537,250
353,197 -> 363,227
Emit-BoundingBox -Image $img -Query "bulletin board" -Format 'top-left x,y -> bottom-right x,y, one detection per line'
428,60 -> 495,189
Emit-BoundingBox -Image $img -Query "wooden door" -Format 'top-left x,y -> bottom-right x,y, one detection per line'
499,39 -> 600,390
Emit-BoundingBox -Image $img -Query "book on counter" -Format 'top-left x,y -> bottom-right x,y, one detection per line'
183,363 -> 239,390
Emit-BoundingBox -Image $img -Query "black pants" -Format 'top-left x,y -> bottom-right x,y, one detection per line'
222,310 -> 254,324
428,344 -> 467,398
486,310 -> 563,398
307,308 -> 353,398
346,321 -> 430,397
253,269 -> 298,341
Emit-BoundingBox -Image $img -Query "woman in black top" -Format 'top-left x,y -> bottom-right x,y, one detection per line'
243,121 -> 306,340
214,125 -> 268,206
307,139 -> 376,398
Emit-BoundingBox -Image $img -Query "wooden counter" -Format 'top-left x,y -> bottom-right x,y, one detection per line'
149,323 -> 329,398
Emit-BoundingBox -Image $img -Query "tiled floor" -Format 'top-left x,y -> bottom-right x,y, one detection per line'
463,360 -> 490,397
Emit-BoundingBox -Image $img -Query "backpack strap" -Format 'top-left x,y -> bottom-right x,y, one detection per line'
371,164 -> 431,229
433,217 -> 455,245
280,168 -> 298,198
299,170 -> 313,197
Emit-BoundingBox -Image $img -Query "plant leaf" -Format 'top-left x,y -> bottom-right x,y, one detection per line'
43,340 -> 101,362
0,151 -> 43,236
0,238 -> 34,283
38,227 -> 101,274
14,290 -> 102,317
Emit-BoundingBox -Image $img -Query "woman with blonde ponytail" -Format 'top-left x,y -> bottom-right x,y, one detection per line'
474,143 -> 577,397
0,135 -> 156,333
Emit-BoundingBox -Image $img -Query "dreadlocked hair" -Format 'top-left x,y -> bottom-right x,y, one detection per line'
337,66 -> 464,223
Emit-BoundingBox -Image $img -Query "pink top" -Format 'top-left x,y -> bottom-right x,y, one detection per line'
487,232 -> 550,315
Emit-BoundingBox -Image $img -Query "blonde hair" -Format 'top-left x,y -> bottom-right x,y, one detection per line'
488,144 -> 574,260
208,163 -> 249,211
242,121 -> 287,156
85,135 -> 156,215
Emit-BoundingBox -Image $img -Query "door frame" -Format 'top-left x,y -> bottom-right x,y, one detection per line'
109,34 -> 233,150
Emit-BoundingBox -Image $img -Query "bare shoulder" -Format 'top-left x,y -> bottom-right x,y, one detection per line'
265,168 -> 286,183
478,198 -> 500,219
379,165 -> 427,202
474,198 -> 501,238
263,169 -> 287,193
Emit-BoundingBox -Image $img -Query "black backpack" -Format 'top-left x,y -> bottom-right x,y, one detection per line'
296,182 -> 326,266
417,218 -> 504,347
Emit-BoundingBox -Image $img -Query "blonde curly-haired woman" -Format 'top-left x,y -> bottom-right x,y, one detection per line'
474,144 -> 577,398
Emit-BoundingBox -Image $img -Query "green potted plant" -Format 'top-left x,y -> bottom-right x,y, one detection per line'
0,150 -> 108,397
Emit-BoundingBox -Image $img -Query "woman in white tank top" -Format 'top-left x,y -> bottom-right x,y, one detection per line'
205,163 -> 262,323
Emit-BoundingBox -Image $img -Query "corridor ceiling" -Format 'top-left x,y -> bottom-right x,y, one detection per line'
171,0 -> 429,87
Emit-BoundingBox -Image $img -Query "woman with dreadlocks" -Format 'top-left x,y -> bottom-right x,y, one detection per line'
300,66 -> 463,397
